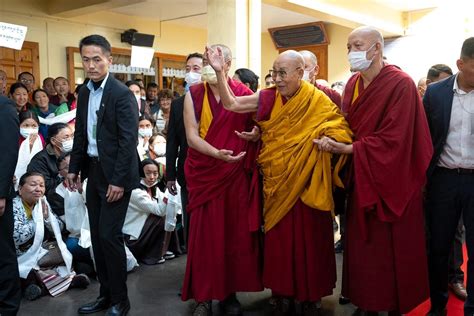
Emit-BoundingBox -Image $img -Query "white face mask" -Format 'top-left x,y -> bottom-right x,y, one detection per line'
139,128 -> 153,138
61,139 -> 74,153
152,143 -> 166,156
302,66 -> 315,82
185,71 -> 201,86
140,96 -> 146,101
20,127 -> 39,139
140,178 -> 158,188
348,43 -> 376,72
201,65 -> 218,84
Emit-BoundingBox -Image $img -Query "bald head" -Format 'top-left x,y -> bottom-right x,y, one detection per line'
299,50 -> 318,68
276,50 -> 305,69
350,26 -> 384,48
299,50 -> 320,84
347,26 -> 385,73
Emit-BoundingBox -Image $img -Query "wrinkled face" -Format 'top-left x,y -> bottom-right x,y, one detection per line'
81,45 -> 111,82
54,78 -> 70,95
19,175 -> 45,205
19,73 -> 35,92
43,78 -> 55,95
20,118 -> 39,129
34,91 -> 49,109
302,55 -> 319,83
58,155 -> 70,178
185,56 -> 203,74
271,56 -> 303,98
51,127 -> 74,152
143,164 -> 159,186
139,119 -> 153,130
457,57 -> 474,91
12,87 -> 29,109
160,97 -> 172,112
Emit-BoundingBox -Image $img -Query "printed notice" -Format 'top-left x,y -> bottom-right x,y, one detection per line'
130,45 -> 155,69
0,22 -> 27,50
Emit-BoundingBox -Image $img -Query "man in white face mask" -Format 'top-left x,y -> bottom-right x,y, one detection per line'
316,26 -> 433,315
299,50 -> 342,107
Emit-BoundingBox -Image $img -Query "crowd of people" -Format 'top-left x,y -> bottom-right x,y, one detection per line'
0,27 -> 473,316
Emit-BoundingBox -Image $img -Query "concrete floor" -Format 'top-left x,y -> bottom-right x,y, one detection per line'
17,252 -> 363,316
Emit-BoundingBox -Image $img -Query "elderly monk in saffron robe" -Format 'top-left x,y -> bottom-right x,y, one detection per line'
181,44 -> 263,316
206,46 -> 353,315
316,26 -> 433,315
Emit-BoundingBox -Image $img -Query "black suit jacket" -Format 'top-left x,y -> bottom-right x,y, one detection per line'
0,97 -> 19,199
423,75 -> 456,179
166,95 -> 187,186
69,75 -> 140,192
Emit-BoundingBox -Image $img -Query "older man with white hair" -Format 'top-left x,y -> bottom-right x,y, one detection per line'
207,47 -> 352,315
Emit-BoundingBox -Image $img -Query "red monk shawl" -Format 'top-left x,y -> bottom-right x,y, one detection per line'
342,65 -> 433,229
185,79 -> 260,230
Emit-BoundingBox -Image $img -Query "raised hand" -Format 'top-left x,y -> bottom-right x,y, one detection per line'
205,45 -> 225,72
214,149 -> 246,163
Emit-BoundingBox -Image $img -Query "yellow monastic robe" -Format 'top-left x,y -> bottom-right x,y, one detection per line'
258,80 -> 353,232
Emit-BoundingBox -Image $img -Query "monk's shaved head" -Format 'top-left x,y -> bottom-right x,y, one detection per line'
350,26 -> 384,49
276,50 -> 305,69
299,50 -> 318,68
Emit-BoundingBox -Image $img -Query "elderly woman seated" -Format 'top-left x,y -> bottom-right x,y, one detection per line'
13,172 -> 89,301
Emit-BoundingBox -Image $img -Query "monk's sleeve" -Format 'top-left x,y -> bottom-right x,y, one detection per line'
352,78 -> 432,222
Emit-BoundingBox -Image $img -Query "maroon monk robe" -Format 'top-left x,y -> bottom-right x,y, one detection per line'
341,65 -> 433,313
316,83 -> 342,108
257,88 -> 336,302
181,79 -> 263,302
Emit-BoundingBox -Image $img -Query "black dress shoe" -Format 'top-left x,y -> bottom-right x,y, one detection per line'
105,299 -> 130,316
78,297 -> 111,314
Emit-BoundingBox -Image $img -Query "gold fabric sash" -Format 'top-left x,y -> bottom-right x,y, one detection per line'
258,80 -> 353,232
199,84 -> 213,139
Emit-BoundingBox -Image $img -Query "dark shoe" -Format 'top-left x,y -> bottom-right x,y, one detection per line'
334,239 -> 344,253
70,274 -> 90,289
338,295 -> 350,305
449,282 -> 467,300
426,309 -> 447,316
219,293 -> 242,315
193,301 -> 212,316
302,301 -> 322,316
78,297 -> 111,314
105,299 -> 130,316
24,284 -> 43,301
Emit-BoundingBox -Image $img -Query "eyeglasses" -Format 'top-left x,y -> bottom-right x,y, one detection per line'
269,67 -> 301,80
21,78 -> 34,84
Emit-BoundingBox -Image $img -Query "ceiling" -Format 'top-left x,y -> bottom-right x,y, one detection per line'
110,1 -> 319,30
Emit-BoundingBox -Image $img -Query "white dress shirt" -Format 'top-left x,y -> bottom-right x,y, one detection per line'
86,73 -> 109,157
438,74 -> 474,169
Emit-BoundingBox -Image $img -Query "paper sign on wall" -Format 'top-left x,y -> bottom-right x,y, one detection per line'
130,45 -> 155,69
0,22 -> 27,50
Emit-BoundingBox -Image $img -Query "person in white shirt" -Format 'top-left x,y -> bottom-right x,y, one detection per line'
123,159 -> 167,265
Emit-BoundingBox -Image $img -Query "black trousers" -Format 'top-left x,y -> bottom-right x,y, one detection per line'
86,159 -> 131,304
0,199 -> 21,316
449,218 -> 465,284
426,167 -> 474,314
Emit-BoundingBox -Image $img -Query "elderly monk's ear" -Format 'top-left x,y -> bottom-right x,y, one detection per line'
297,67 -> 304,79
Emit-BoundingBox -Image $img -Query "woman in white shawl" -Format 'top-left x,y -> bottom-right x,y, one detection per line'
13,172 -> 89,301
